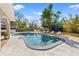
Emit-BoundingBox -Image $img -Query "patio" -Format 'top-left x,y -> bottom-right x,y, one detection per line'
0,35 -> 79,56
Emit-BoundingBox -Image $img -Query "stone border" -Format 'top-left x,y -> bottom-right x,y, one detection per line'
24,39 -> 63,51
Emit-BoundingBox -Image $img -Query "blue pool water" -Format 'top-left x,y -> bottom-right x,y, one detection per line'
21,33 -> 61,46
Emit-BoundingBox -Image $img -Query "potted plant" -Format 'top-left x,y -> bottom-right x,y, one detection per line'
3,31 -> 9,40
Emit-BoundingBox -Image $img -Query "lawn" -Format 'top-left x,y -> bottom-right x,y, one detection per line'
63,32 -> 79,38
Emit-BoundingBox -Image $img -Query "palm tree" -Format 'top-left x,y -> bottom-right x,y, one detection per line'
17,21 -> 28,31
41,4 -> 61,32
53,11 -> 61,23
41,4 -> 53,31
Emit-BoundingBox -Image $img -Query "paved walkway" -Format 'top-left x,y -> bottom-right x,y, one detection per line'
0,35 -> 79,56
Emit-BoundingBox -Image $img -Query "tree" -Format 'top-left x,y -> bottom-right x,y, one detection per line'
41,4 -> 53,31
70,14 -> 79,33
29,22 -> 38,31
15,12 -> 29,31
17,21 -> 28,31
15,12 -> 24,22
60,14 -> 79,33
60,17 -> 72,32
41,4 -> 61,32
53,11 -> 61,23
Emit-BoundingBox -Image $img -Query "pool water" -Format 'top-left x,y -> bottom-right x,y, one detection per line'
21,33 -> 61,46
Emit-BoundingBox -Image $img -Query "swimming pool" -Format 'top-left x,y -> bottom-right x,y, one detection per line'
21,33 -> 63,50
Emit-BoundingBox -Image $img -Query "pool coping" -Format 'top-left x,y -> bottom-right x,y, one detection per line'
15,31 -> 67,40
17,32 -> 64,51
15,31 -> 60,37
23,39 -> 63,51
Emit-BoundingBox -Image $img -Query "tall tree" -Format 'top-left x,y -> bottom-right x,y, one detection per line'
41,4 -> 61,31
15,12 -> 28,31
15,12 -> 24,22
41,4 -> 53,31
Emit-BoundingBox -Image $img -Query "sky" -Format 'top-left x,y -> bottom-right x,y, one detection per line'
13,3 -> 79,26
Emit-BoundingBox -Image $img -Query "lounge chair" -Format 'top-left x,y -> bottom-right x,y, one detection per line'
43,31 -> 45,33
46,31 -> 49,33
38,30 -> 40,32
34,29 -> 36,32
50,31 -> 54,34
54,31 -> 62,37
56,31 -> 61,35
37,30 -> 40,33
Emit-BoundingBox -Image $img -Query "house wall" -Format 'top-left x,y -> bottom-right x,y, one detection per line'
0,3 -> 15,21
0,3 -> 16,48
0,3 -> 16,35
0,14 -> 1,48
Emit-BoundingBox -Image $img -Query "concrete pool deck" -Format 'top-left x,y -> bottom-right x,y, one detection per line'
0,35 -> 79,56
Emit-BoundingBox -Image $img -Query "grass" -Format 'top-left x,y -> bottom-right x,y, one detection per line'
63,32 -> 79,37
72,34 -> 79,37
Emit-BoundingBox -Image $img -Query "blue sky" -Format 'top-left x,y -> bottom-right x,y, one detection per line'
13,3 -> 79,25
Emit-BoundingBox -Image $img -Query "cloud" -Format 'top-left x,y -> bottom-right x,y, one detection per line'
33,11 -> 37,14
26,16 -> 32,19
13,4 -> 24,11
25,15 -> 41,26
69,4 -> 79,10
33,11 -> 42,16
37,12 -> 42,15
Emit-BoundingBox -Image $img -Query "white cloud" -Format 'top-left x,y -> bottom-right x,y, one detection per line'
33,11 -> 37,14
25,15 -> 41,26
13,4 -> 24,11
26,16 -> 32,19
37,12 -> 42,15
69,4 -> 79,10
33,11 -> 42,16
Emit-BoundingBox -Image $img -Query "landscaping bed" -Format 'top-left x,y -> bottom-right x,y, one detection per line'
1,39 -> 8,48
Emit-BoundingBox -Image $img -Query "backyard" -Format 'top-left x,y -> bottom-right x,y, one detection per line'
15,4 -> 79,36
1,3 -> 79,56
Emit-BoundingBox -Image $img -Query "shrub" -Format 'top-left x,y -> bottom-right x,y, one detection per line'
3,31 -> 9,36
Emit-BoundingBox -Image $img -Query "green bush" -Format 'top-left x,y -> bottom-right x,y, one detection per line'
2,32 -> 9,36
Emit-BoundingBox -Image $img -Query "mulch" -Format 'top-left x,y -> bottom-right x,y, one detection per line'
1,39 -> 8,48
